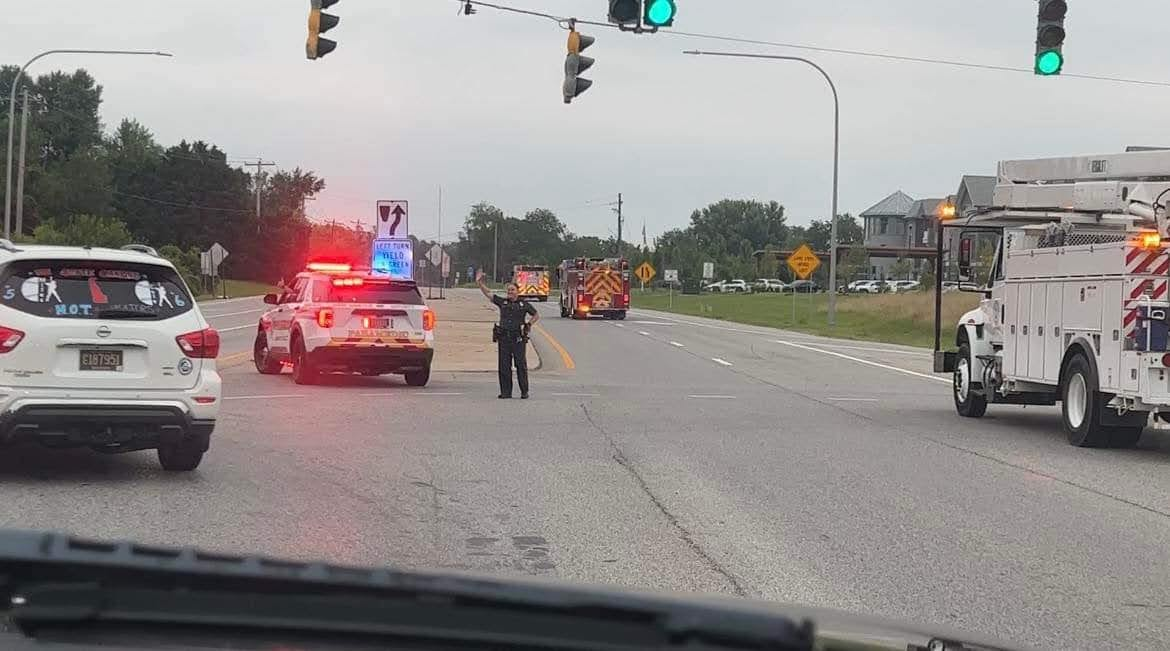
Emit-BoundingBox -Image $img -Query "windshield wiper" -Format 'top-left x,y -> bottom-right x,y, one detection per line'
0,530 -> 816,650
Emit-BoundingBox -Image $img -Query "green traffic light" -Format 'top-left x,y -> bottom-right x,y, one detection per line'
644,0 -> 675,26
1036,49 -> 1063,75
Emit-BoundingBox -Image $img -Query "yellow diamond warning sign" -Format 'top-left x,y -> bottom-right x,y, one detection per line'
786,243 -> 821,280
635,261 -> 656,284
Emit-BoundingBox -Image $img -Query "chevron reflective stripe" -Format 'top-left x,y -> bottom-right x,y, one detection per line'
1123,279 -> 1169,336
1127,245 -> 1170,274
585,269 -> 622,296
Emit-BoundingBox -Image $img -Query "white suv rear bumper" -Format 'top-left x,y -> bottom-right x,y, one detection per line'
0,368 -> 221,451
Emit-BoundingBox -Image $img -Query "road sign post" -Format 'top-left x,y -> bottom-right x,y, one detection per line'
787,244 -> 821,326
665,269 -> 678,308
635,261 -> 656,292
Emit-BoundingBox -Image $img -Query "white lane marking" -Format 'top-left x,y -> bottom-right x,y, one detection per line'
688,394 -> 736,399
204,308 -> 265,319
217,324 -> 255,333
198,296 -> 264,307
614,323 -> 626,328
633,310 -> 932,357
776,340 -> 928,357
639,331 -> 651,336
361,392 -> 464,396
711,357 -> 733,367
826,397 -> 880,402
669,341 -> 685,348
552,392 -> 600,397
776,340 -> 949,384
224,394 -> 306,401
632,321 -> 673,325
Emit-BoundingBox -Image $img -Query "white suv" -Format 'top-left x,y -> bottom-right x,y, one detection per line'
253,263 -> 435,386
0,241 -> 220,471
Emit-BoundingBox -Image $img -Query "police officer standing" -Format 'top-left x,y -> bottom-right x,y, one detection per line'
477,270 -> 540,399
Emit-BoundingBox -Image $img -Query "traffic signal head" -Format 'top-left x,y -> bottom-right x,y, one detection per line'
643,0 -> 676,27
307,0 -> 341,60
1034,0 -> 1067,75
563,30 -> 595,104
608,0 -> 640,25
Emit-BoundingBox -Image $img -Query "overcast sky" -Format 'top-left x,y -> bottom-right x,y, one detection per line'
8,1 -> 1169,243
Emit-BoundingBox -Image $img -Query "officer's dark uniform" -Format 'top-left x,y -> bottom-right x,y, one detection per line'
492,294 -> 537,398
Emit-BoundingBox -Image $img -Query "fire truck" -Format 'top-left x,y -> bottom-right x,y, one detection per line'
513,265 -> 550,302
934,150 -> 1170,448
558,257 -> 630,320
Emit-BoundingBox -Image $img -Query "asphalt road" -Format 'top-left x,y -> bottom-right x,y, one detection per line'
2,289 -> 1168,649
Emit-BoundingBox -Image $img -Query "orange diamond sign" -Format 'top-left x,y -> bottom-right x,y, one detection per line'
786,243 -> 821,280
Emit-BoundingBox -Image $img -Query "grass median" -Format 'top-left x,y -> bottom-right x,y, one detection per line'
630,290 -> 981,348
196,279 -> 279,300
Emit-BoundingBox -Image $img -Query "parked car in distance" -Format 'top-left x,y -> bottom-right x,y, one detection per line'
787,280 -> 821,293
754,279 -> 785,293
724,279 -> 750,293
703,281 -> 726,293
889,280 -> 921,293
847,280 -> 881,294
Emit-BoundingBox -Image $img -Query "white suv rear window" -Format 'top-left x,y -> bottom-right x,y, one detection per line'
0,260 -> 193,320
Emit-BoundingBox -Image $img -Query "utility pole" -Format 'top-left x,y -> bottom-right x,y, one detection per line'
14,90 -> 29,237
250,158 -> 276,233
615,192 -> 623,257
493,219 -> 499,284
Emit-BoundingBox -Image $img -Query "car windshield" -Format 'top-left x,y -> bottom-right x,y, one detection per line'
6,3 -> 1165,650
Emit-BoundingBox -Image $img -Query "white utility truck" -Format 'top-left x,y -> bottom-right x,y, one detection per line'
934,151 -> 1170,447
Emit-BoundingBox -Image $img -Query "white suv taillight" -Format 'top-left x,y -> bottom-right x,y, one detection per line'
176,327 -> 220,359
0,326 -> 24,354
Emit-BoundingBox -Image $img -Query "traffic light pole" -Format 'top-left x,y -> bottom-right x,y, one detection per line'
4,48 -> 172,239
683,50 -> 841,327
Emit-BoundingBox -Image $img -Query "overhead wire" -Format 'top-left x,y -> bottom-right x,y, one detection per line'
456,0 -> 1170,88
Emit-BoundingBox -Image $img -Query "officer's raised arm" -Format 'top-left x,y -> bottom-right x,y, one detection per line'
476,270 -> 497,302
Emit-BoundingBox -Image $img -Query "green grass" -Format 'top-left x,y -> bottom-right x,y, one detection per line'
196,280 -> 279,300
629,290 -> 980,348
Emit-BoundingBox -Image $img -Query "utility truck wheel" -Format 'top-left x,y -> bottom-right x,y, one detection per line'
1061,354 -> 1109,447
953,343 -> 988,418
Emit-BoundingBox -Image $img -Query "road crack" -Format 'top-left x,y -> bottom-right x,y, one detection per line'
580,404 -> 748,596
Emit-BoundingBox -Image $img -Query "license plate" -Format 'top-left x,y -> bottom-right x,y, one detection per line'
370,318 -> 391,329
80,349 -> 123,372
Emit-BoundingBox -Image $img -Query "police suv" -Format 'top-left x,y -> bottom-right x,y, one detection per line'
253,262 -> 435,386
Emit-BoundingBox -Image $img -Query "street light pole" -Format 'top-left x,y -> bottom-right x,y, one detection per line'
683,50 -> 841,326
5,48 -> 172,239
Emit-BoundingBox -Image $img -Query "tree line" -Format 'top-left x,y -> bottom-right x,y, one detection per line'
0,66 -> 324,286
443,199 -> 868,287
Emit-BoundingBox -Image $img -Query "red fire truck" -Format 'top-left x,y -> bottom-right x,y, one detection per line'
558,257 -> 630,320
